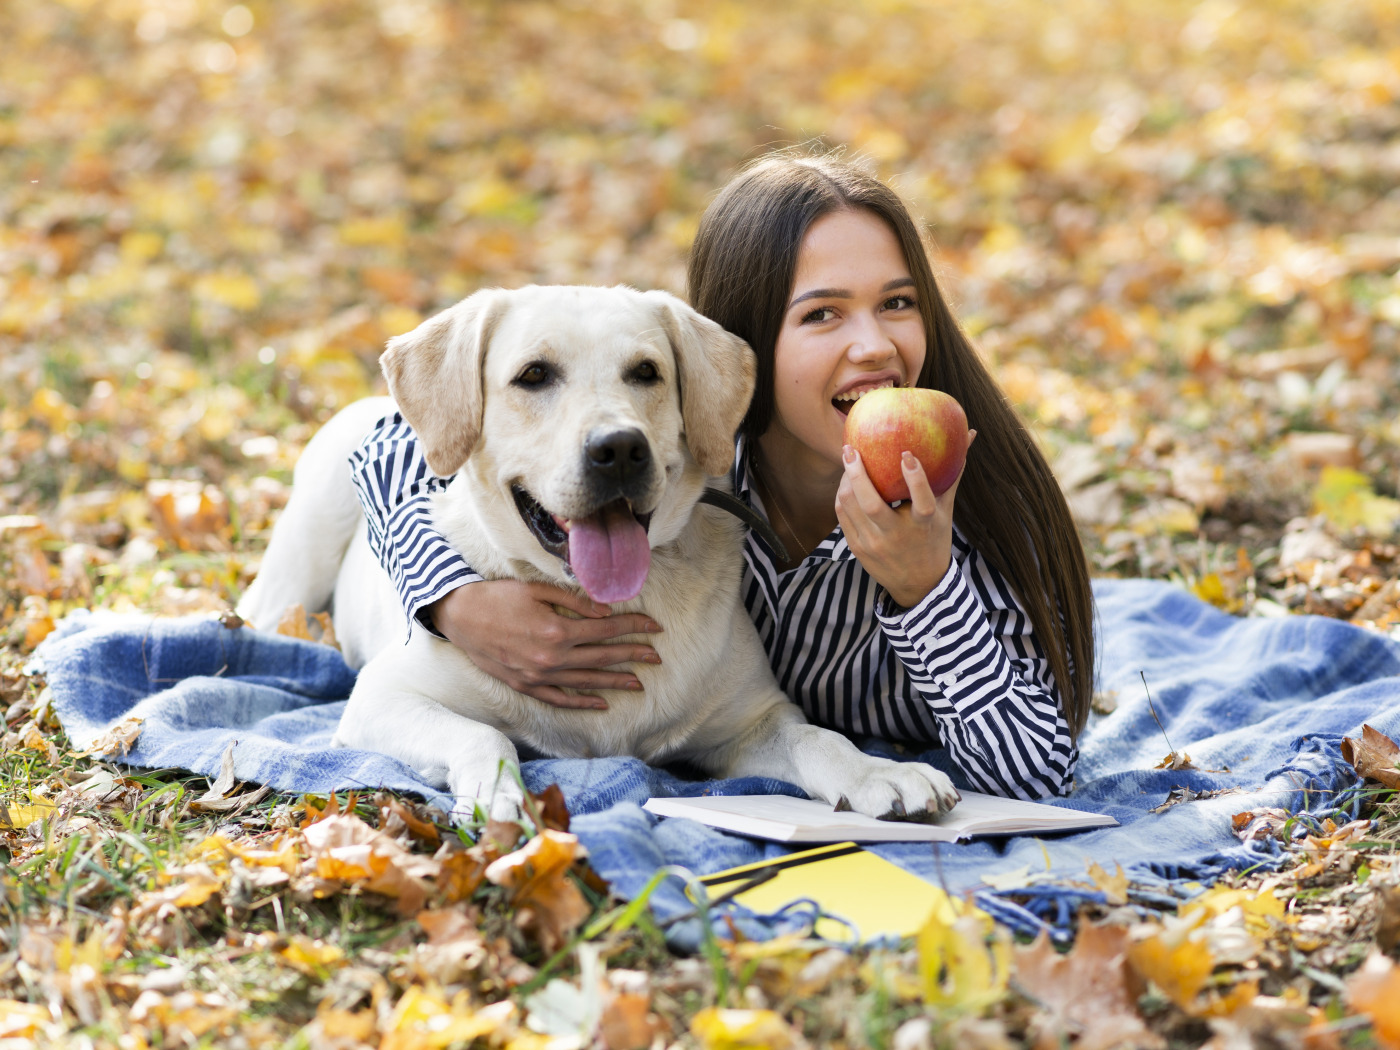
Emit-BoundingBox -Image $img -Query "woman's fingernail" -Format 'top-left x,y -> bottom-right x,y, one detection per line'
902,451 -> 917,469
843,444 -> 856,465
628,679 -> 644,691
644,653 -> 662,664
647,619 -> 664,632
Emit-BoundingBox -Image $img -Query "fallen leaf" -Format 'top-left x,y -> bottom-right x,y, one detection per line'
1014,924 -> 1161,1050
1086,861 -> 1129,905
381,986 -> 514,1050
279,935 -> 346,975
916,907 -> 1011,1013
82,715 -> 143,757
1127,922 -> 1215,1012
485,830 -> 591,953
1347,952 -> 1400,1050
690,1007 -> 794,1050
0,999 -> 51,1039
1155,751 -> 1196,771
1231,808 -> 1292,843
1341,724 -> 1400,790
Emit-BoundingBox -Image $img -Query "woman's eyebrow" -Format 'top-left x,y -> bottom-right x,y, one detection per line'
788,277 -> 915,310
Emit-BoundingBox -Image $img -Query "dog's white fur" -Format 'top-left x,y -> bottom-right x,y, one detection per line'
239,285 -> 958,822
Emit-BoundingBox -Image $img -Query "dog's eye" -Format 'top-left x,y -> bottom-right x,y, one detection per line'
514,363 -> 553,387
629,361 -> 661,384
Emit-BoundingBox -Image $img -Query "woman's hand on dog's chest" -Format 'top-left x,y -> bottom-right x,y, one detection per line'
428,580 -> 663,710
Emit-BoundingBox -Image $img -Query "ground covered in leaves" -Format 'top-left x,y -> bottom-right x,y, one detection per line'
5,0 -> 1400,1046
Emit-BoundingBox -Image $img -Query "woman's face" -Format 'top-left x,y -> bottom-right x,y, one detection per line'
764,207 -> 928,473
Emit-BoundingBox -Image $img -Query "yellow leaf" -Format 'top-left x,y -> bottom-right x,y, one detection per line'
1312,465 -> 1400,535
380,305 -> 423,337
0,800 -> 56,829
120,231 -> 164,263
1127,929 -> 1214,1010
0,999 -> 51,1039
339,216 -> 406,247
916,909 -> 1011,1013
690,1007 -> 794,1050
383,986 -> 513,1050
280,936 -> 346,975
1181,886 -> 1287,934
194,272 -> 260,311
1087,861 -> 1129,905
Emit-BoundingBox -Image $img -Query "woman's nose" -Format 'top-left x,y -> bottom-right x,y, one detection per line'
845,313 -> 898,362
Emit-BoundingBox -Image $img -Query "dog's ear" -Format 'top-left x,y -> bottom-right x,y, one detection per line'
644,290 -> 756,477
380,289 -> 510,477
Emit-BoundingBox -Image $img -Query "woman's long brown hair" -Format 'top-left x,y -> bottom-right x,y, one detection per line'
687,152 -> 1095,739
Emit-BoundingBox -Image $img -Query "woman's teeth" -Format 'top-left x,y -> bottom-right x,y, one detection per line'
832,380 -> 895,413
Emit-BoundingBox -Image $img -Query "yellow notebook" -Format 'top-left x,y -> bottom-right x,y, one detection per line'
698,842 -> 957,943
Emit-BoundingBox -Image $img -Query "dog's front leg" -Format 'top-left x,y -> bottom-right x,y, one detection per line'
711,704 -> 961,820
332,658 -> 526,823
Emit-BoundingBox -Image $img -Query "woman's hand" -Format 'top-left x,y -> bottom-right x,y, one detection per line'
835,432 -> 976,610
427,581 -> 662,710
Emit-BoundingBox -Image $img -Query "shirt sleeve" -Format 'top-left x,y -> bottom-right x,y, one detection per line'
875,536 -> 1077,800
348,411 -> 484,637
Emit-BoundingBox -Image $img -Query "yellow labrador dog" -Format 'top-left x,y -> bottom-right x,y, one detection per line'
238,285 -> 958,822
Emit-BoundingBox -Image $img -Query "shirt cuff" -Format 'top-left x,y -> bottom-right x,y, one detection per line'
404,567 -> 485,641
876,562 -> 1016,721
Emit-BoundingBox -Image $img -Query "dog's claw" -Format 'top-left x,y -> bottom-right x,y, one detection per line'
835,795 -> 852,812
890,797 -> 906,817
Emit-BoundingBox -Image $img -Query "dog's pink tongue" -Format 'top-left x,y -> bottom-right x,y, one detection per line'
568,499 -> 650,603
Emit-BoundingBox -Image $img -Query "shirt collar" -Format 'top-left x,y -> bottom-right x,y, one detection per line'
734,436 -> 852,565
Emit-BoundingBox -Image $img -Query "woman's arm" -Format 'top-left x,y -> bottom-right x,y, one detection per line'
876,536 -> 1077,800
348,411 -> 662,709
349,412 -> 482,634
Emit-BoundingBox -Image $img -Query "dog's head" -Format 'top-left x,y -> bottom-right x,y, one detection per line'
381,285 -> 755,603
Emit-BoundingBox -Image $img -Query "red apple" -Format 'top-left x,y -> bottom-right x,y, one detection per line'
843,387 -> 969,502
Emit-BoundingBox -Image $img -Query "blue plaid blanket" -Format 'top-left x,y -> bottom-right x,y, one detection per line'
32,579 -> 1400,948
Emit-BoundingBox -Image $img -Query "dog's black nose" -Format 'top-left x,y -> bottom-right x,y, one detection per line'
585,427 -> 651,483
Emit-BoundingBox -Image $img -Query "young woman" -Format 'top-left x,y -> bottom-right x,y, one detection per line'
349,153 -> 1095,801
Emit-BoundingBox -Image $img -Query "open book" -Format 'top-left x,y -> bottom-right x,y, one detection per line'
642,791 -> 1116,843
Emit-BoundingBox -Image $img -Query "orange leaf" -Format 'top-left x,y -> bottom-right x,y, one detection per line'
1348,952 -> 1400,1050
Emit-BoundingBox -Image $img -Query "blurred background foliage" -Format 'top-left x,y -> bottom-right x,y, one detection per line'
3,0 -> 1400,628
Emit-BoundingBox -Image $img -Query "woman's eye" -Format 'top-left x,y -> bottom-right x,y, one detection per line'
801,306 -> 837,324
884,295 -> 916,311
515,363 -> 551,386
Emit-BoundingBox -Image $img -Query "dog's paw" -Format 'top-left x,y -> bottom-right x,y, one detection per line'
828,760 -> 960,821
448,768 -> 527,826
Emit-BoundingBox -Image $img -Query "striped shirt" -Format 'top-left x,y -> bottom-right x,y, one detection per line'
349,413 -> 1077,800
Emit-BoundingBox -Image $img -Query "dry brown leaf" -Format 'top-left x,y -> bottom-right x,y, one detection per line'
301,812 -> 439,917
532,782 -> 571,833
600,991 -> 660,1050
146,479 -> 231,552
1230,808 -> 1292,843
1341,724 -> 1400,789
378,796 -> 441,846
82,714 -> 143,758
1154,751 -> 1196,771
1014,924 -> 1161,1050
275,603 -> 339,649
484,829 -> 591,953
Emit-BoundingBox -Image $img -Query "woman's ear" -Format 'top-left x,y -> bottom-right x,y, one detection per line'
380,288 -> 509,477
644,289 -> 756,476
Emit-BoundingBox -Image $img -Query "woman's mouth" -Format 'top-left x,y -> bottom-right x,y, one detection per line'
831,379 -> 897,416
